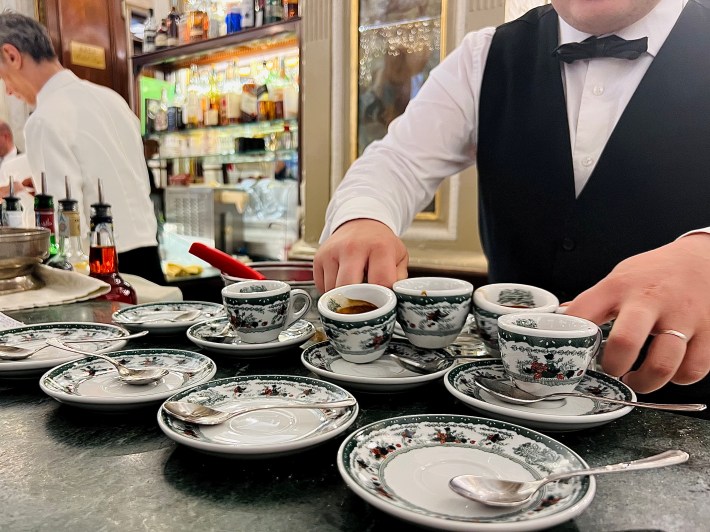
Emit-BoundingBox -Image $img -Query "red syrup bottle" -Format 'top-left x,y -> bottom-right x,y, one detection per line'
88,179 -> 137,304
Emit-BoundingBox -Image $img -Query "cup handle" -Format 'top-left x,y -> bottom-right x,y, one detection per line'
286,289 -> 312,327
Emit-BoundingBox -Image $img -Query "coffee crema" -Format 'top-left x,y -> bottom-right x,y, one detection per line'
336,301 -> 378,314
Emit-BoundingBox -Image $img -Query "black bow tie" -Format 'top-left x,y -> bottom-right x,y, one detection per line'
553,35 -> 648,63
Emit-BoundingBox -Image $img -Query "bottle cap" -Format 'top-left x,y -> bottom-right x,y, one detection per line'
90,179 -> 112,224
34,172 -> 54,210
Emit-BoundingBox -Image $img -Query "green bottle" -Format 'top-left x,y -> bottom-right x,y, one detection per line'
34,172 -> 59,258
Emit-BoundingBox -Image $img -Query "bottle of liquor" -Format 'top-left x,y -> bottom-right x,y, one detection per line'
155,88 -> 170,132
155,19 -> 169,49
167,1 -> 182,47
89,179 -> 137,304
264,0 -> 283,24
143,8 -> 157,53
1,179 -> 23,228
283,0 -> 298,19
34,173 -> 59,259
241,0 -> 255,28
204,69 -> 221,127
56,176 -> 89,274
220,62 -> 242,125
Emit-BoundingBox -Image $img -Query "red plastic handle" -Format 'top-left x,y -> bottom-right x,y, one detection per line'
188,243 -> 266,280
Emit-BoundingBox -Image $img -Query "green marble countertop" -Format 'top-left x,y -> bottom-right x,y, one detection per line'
2,301 -> 708,532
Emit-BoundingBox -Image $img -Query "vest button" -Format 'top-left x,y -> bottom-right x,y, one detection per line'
561,237 -> 576,251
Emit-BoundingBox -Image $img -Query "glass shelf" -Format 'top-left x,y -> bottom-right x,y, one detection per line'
144,118 -> 298,141
151,149 -> 297,162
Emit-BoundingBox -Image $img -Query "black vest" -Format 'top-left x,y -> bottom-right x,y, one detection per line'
477,0 -> 710,303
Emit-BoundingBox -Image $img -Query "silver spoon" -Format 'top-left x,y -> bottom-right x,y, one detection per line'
0,331 -> 149,361
162,398 -> 358,425
121,309 -> 202,324
473,376 -> 707,412
449,449 -> 689,507
45,338 -> 168,385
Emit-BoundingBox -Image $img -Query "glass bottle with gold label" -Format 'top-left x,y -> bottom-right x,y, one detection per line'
56,177 -> 89,274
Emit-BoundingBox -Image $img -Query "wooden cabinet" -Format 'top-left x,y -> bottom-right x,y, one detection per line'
40,0 -> 130,102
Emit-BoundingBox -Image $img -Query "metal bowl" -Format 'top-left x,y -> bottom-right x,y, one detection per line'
222,261 -> 320,321
0,227 -> 50,294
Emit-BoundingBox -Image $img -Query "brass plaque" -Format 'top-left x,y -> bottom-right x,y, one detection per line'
69,41 -> 106,70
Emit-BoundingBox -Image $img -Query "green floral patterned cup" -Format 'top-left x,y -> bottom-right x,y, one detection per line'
497,313 -> 602,396
318,284 -> 397,363
222,280 -> 311,344
473,283 -> 559,356
392,277 -> 473,349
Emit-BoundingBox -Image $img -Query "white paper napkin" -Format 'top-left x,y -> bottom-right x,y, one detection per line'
0,264 -> 111,311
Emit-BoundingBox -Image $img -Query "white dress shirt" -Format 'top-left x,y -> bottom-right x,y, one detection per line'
25,70 -> 158,253
322,0 -> 689,241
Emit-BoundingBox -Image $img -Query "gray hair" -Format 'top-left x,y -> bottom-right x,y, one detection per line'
0,11 -> 56,61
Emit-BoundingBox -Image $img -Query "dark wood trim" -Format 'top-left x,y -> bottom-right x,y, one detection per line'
108,0 -> 128,103
41,0 -> 62,64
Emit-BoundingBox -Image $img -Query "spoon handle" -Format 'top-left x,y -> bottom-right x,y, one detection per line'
45,339 -> 123,370
556,392 -> 706,411
545,450 -> 689,485
63,331 -> 149,343
228,398 -> 357,419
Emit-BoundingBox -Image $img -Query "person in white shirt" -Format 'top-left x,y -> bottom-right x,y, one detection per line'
316,0 -> 710,401
0,13 -> 164,285
0,118 -> 33,196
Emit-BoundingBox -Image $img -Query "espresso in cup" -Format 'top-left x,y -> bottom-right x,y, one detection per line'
334,300 -> 379,315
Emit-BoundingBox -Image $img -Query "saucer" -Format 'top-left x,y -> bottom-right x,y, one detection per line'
39,349 -> 217,411
158,375 -> 359,459
338,414 -> 595,531
0,322 -> 132,379
445,360 -> 635,432
186,317 -> 316,357
112,301 -> 226,334
301,339 -> 454,393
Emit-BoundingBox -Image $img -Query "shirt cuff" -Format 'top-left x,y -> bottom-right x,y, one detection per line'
677,228 -> 710,240
320,197 -> 400,243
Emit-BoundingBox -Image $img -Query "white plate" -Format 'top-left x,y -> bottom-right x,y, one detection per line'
445,360 -> 635,432
39,349 -> 217,411
112,301 -> 226,334
0,322 -> 132,379
338,414 -> 595,531
186,317 -> 315,357
301,339 -> 454,393
157,375 -> 359,459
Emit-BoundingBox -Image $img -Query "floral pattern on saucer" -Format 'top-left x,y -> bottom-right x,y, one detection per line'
186,317 -> 315,357
158,375 -> 359,458
338,414 -> 595,531
40,349 -> 217,411
112,301 -> 225,333
0,322 -> 132,378
445,360 -> 635,432
302,339 -> 454,393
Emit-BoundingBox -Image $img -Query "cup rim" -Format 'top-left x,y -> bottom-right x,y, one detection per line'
392,277 -> 473,297
318,283 -> 397,321
497,312 -> 598,337
473,283 -> 559,314
222,279 -> 289,299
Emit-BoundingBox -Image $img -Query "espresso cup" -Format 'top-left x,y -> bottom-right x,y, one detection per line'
497,312 -> 602,396
392,277 -> 473,349
473,283 -> 559,356
221,280 -> 312,344
318,283 -> 397,363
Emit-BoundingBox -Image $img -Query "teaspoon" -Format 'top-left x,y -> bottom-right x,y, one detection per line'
0,331 -> 149,360
45,338 -> 168,385
473,377 -> 707,412
121,309 -> 203,324
162,398 -> 357,425
386,352 -> 471,374
449,450 -> 689,507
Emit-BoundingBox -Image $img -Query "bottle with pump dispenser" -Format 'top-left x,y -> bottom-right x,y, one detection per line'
1,179 -> 23,228
89,179 -> 137,304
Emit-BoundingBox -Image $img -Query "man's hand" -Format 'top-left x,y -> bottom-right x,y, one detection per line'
314,219 -> 409,293
565,233 -> 710,394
